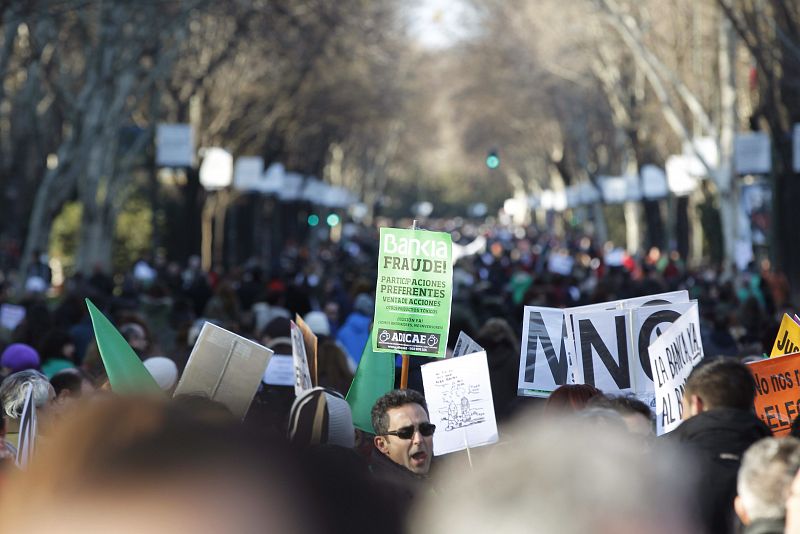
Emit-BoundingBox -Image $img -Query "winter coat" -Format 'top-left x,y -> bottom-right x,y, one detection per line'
671,408 -> 772,534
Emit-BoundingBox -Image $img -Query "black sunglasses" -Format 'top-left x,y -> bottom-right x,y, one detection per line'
385,423 -> 436,439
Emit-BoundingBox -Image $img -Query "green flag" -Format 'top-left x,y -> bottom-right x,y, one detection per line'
346,331 -> 395,433
85,299 -> 162,395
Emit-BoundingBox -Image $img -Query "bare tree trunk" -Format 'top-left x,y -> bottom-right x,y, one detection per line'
623,201 -> 642,254
716,16 -> 738,271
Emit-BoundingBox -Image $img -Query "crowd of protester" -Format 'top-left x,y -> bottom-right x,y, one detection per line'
0,222 -> 796,533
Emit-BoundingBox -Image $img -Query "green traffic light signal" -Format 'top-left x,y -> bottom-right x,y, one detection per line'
326,213 -> 340,227
308,214 -> 320,226
486,151 -> 500,169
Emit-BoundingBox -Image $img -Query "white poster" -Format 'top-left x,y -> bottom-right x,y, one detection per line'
629,301 -> 697,407
290,321 -> 313,396
262,354 -> 294,386
156,123 -> 194,167
173,322 -> 273,420
565,291 -> 690,397
233,156 -> 265,191
422,351 -> 498,456
648,303 -> 704,435
735,132 -> 772,175
518,306 -> 572,397
453,331 -> 484,358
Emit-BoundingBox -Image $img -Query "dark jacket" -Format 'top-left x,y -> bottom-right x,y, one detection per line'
672,408 -> 772,534
743,517 -> 784,534
368,447 -> 429,516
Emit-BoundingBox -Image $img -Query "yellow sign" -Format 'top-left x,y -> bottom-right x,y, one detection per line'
770,314 -> 800,357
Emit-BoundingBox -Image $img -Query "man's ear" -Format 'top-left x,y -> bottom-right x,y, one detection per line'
734,495 -> 750,526
692,395 -> 705,415
374,435 -> 389,454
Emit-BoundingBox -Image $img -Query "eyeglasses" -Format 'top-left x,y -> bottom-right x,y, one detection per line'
384,423 -> 436,439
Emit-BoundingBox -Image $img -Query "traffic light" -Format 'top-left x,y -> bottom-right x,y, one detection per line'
486,150 -> 500,169
326,213 -> 341,227
307,214 -> 320,226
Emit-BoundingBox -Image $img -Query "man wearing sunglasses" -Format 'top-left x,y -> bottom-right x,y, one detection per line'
371,389 -> 435,484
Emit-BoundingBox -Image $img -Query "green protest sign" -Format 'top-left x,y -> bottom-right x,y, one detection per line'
372,227 -> 453,358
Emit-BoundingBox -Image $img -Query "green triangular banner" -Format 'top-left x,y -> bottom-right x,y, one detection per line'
346,331 -> 395,433
86,299 -> 162,395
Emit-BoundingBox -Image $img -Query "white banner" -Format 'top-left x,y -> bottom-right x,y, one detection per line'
422,351 -> 498,456
648,303 -> 704,435
156,124 -> 194,167
233,157 -> 264,192
518,306 -> 572,397
735,132 -> 772,175
453,331 -> 484,358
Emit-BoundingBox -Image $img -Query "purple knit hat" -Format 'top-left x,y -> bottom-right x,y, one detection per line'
1,343 -> 40,373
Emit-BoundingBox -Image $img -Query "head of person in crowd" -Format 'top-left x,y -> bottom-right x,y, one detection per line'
735,437 -> 800,531
681,357 -> 757,419
0,370 -> 55,419
475,317 -> 520,421
544,384 -> 603,414
315,339 -> 354,395
371,389 -> 434,476
674,357 -> 771,534
0,396 -> 319,534
302,311 -> 331,339
588,394 -> 654,438
0,370 -> 55,448
0,343 -> 40,375
143,356 -> 179,393
260,316 -> 292,353
119,321 -> 150,358
412,417 -> 698,534
288,387 -> 355,449
50,369 -> 93,407
37,329 -> 77,377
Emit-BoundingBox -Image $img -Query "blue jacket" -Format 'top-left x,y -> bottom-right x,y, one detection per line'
336,312 -> 372,365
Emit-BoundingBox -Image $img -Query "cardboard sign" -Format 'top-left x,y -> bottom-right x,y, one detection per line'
453,331 -> 484,358
562,291 -> 690,400
373,227 -> 453,357
421,351 -> 498,456
0,304 -> 25,331
295,314 -> 318,385
748,352 -> 800,436
771,313 -> 800,357
291,321 -> 313,396
173,322 -> 273,419
629,301 -> 697,407
647,304 -> 704,435
517,306 -> 572,398
262,355 -> 294,386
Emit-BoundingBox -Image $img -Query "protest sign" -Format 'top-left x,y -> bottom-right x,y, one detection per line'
748,352 -> 800,436
174,322 -> 273,419
0,304 -> 25,331
291,321 -> 313,396
561,291 -> 690,399
647,303 -> 704,435
262,355 -> 294,387
517,306 -> 571,398
295,314 -> 318,385
373,227 -> 453,358
421,351 -> 498,456
770,313 -> 800,357
630,301 -> 697,406
453,331 -> 484,358
86,299 -> 162,396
